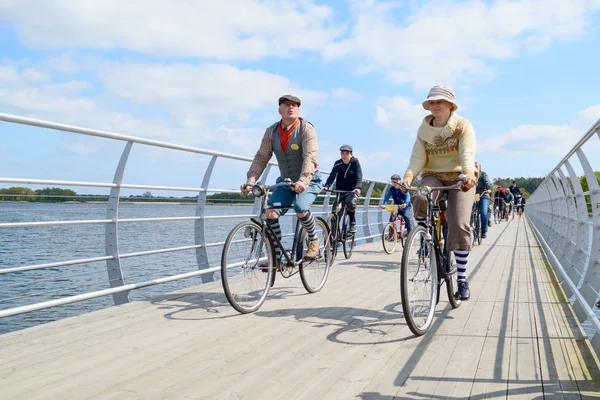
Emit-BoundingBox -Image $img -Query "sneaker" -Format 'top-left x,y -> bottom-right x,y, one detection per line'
304,238 -> 320,260
260,260 -> 280,273
349,222 -> 357,233
488,221 -> 492,227
456,281 -> 470,301
481,232 -> 487,239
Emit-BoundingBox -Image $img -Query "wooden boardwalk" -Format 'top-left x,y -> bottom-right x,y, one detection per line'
1,217 -> 600,399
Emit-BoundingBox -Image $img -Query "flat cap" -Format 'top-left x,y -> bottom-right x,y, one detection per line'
278,94 -> 301,106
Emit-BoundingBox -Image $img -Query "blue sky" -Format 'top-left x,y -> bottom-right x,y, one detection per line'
1,0 -> 600,196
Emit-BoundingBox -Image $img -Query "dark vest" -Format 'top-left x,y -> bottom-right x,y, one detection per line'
271,120 -> 304,182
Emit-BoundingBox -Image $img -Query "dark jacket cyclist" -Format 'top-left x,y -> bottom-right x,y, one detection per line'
323,144 -> 363,232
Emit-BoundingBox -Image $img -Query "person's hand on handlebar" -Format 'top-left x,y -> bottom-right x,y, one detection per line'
321,186 -> 329,193
461,172 -> 477,192
294,181 -> 307,194
353,188 -> 361,196
240,182 -> 253,196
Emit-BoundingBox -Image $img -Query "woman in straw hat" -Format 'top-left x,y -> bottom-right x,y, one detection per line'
403,85 -> 477,301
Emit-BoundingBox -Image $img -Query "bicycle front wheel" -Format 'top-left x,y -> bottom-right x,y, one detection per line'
342,213 -> 355,259
221,221 -> 274,314
381,222 -> 397,254
299,217 -> 332,293
400,226 -> 438,336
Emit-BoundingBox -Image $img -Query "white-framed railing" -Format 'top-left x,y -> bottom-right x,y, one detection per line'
0,113 -> 394,326
527,117 -> 600,356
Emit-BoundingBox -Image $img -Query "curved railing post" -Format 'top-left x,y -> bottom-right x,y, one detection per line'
252,165 -> 272,217
574,148 -> 600,318
563,160 -> 590,286
195,156 -> 218,283
362,181 -> 375,242
105,141 -> 133,306
378,184 -> 390,230
555,168 -> 580,280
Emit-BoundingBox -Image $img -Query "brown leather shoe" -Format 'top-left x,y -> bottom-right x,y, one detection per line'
304,238 -> 320,260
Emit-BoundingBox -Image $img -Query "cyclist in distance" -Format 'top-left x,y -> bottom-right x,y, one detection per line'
241,94 -> 322,269
474,161 -> 492,238
322,144 -> 363,233
494,186 -> 506,220
402,85 -> 477,301
380,174 -> 415,234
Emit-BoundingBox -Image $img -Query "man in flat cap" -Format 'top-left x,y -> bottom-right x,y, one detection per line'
242,95 -> 322,267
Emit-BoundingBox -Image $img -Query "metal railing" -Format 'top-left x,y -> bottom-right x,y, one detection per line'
0,113 -> 393,325
526,117 -> 600,356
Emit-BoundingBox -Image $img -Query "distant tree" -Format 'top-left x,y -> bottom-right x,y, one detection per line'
0,187 -> 36,201
141,191 -> 153,198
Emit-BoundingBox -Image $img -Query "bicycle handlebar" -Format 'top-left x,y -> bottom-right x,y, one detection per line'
402,174 -> 467,196
325,189 -> 355,194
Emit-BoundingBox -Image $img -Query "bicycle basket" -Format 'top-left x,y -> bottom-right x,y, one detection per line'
474,194 -> 480,201
385,204 -> 399,213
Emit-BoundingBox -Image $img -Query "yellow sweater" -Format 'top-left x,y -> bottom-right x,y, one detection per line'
403,113 -> 476,184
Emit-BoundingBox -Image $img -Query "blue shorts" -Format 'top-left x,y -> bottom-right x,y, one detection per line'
268,174 -> 323,215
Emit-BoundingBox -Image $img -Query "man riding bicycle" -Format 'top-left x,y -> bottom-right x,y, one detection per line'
380,174 -> 414,234
474,161 -> 492,238
322,144 -> 363,233
505,190 -> 514,218
241,94 -> 322,269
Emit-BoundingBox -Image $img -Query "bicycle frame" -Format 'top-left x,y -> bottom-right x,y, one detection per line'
251,180 -> 305,269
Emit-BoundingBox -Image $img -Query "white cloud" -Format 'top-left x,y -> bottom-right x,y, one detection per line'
323,0 -> 600,89
96,61 -> 328,117
332,88 -> 363,102
375,96 -> 426,132
0,0 -> 342,60
479,104 -> 600,156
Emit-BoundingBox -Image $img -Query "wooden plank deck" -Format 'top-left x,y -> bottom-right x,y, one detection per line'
1,217 -> 600,399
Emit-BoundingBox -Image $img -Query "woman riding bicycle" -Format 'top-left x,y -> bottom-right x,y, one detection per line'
403,85 -> 477,301
380,174 -> 414,234
494,187 -> 506,220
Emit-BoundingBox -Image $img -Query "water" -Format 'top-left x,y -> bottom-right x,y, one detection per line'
0,202 -> 374,334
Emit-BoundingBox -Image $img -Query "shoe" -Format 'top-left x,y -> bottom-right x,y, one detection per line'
304,238 -> 320,260
260,260 -> 280,273
349,222 -> 357,233
456,281 -> 470,301
481,232 -> 487,239
488,221 -> 492,227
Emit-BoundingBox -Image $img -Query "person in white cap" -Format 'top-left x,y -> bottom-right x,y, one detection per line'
403,85 -> 477,301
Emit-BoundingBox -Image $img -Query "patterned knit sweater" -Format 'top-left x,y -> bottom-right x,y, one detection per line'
403,113 -> 476,183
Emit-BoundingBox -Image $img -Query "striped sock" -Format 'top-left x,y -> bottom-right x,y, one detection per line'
455,250 -> 469,281
299,211 -> 318,241
416,217 -> 427,228
267,218 -> 282,260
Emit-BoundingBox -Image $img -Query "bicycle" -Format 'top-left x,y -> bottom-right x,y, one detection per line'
470,194 -> 481,246
400,176 -> 465,336
381,204 -> 406,254
221,179 -> 332,314
326,189 -> 356,262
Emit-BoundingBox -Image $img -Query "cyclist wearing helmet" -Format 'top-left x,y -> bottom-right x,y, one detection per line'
323,144 -> 363,233
381,174 -> 414,234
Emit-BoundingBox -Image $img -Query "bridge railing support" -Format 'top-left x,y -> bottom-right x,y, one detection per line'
527,118 -> 600,357
0,113 -> 390,323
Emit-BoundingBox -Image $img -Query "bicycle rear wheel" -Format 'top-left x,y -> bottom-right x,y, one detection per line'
299,217 -> 332,293
400,226 -> 437,336
221,221 -> 274,314
381,222 -> 397,254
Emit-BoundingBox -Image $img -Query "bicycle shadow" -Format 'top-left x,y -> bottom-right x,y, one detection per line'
255,301 -> 442,346
147,285 -> 304,321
